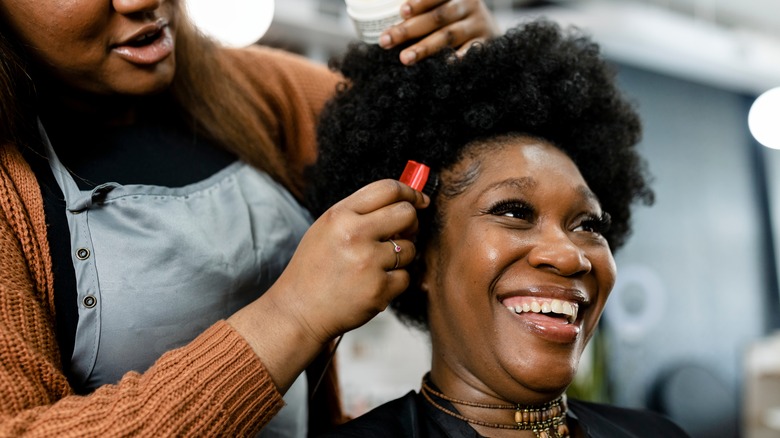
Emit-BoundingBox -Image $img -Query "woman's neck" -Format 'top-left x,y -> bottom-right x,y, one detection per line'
35,71 -> 169,129
39,91 -> 142,128
428,365 -> 564,409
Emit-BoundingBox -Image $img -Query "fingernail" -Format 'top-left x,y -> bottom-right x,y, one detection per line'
401,3 -> 412,17
379,34 -> 392,48
401,50 -> 417,64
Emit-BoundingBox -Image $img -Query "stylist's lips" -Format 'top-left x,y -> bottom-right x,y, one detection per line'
113,20 -> 173,65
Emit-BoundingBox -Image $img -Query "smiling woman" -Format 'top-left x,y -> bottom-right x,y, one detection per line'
306,20 -> 689,437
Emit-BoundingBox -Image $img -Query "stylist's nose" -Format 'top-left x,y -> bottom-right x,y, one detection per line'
527,228 -> 591,277
113,0 -> 162,15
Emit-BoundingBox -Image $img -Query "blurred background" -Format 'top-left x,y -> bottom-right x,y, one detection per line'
193,1 -> 780,436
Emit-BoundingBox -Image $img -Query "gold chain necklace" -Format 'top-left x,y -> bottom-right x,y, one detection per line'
420,377 -> 570,438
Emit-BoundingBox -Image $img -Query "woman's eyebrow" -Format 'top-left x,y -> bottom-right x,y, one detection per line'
483,177 -> 537,193
480,178 -> 598,207
577,185 -> 599,202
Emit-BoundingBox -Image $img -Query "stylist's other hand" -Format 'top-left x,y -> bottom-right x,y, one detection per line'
379,0 -> 499,65
278,179 -> 428,344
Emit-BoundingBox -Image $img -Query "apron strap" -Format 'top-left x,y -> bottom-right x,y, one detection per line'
37,119 -> 117,212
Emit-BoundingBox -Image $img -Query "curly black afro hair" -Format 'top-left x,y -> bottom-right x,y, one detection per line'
306,19 -> 654,330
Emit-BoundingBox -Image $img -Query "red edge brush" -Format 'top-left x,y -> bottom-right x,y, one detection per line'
399,160 -> 438,195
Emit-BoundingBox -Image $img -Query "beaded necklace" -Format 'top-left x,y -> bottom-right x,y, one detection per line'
420,377 -> 570,438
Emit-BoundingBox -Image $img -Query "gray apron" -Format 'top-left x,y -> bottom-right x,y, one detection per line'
41,122 -> 310,437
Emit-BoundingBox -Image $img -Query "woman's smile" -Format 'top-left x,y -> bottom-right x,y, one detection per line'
500,288 -> 586,344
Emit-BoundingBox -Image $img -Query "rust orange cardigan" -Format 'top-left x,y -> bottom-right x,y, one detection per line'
0,45 -> 340,437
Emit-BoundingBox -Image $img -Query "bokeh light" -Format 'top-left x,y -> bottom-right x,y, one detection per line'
749,87 -> 780,150
186,0 -> 275,48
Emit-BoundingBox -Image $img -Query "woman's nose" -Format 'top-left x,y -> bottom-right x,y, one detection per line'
527,229 -> 592,276
113,0 -> 163,15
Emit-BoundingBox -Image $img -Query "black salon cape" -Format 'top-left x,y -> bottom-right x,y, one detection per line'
318,391 -> 691,437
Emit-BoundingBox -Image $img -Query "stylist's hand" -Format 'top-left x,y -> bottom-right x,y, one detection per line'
379,0 -> 499,65
279,179 -> 427,341
228,180 -> 428,391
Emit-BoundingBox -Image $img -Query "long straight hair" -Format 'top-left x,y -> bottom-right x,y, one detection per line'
170,3 -> 299,196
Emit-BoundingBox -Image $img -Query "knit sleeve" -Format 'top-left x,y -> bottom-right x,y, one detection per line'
222,45 -> 342,184
0,145 -> 285,437
0,316 -> 284,436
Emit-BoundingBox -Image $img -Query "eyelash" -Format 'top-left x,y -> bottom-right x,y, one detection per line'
484,199 -> 534,220
577,212 -> 612,235
485,199 -> 612,236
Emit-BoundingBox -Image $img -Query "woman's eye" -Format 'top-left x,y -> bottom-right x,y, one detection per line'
485,200 -> 534,221
574,212 -> 612,235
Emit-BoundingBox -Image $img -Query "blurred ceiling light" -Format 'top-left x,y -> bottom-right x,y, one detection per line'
186,0 -> 275,47
749,86 -> 780,149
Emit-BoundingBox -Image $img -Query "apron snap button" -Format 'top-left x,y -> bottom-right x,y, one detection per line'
76,248 -> 90,260
83,295 -> 97,308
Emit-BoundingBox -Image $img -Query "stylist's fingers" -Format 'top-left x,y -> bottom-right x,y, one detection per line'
379,0 -> 498,65
455,37 -> 483,57
344,179 -> 429,215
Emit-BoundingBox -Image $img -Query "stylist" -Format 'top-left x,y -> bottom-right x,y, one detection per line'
0,0 -> 498,436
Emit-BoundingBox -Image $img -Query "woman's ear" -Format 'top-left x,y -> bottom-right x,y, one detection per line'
419,245 -> 437,294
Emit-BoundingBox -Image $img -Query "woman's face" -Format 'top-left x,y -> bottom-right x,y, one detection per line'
424,137 -> 616,404
0,0 -> 177,96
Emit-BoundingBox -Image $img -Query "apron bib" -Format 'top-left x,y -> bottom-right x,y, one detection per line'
40,122 -> 311,437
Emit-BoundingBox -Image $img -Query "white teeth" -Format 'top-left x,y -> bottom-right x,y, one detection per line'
569,305 -> 579,324
507,299 -> 579,324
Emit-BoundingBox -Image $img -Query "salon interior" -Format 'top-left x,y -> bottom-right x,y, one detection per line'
192,0 -> 780,436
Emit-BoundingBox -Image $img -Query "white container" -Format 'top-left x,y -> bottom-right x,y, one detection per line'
344,0 -> 405,44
